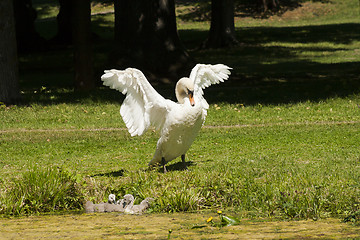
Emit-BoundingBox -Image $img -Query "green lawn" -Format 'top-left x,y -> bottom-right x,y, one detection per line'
0,0 -> 359,221
1,96 -> 359,219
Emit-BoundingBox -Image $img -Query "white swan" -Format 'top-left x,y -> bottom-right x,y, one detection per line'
108,194 -> 116,204
101,64 -> 231,172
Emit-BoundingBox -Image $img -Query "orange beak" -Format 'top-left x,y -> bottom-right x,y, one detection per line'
189,92 -> 195,107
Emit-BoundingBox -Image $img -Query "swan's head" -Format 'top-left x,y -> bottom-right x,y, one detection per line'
108,194 -> 116,204
175,77 -> 195,107
122,194 -> 135,208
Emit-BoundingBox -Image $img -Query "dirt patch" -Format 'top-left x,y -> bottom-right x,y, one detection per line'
0,213 -> 359,239
280,2 -> 333,20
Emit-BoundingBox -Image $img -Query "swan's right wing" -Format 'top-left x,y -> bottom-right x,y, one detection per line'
190,64 -> 232,96
101,68 -> 171,136
189,64 -> 232,109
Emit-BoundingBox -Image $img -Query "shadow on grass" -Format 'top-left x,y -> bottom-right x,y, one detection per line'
19,22 -> 360,106
150,161 -> 195,173
165,161 -> 195,172
91,169 -> 125,177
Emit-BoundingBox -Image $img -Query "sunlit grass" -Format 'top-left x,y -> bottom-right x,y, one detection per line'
0,166 -> 83,216
1,94 -> 359,130
260,41 -> 360,64
1,97 -> 359,218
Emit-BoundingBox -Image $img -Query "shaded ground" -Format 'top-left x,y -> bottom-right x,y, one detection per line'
0,213 -> 359,239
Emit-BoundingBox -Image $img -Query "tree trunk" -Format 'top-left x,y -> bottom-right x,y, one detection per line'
113,0 -> 193,80
261,0 -> 279,12
52,0 -> 73,44
204,0 -> 238,48
13,0 -> 45,52
72,0 -> 94,91
0,0 -> 21,104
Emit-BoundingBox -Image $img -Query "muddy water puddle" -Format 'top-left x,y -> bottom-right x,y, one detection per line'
0,212 -> 359,239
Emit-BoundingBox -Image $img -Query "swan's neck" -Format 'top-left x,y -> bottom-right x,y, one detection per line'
175,78 -> 194,104
175,86 -> 185,104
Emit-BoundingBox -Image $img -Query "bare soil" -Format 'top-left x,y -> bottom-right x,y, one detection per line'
0,213 -> 359,239
280,2 -> 333,20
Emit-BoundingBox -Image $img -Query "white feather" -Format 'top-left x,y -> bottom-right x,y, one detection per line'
101,64 -> 231,167
187,64 -> 231,110
101,68 -> 169,136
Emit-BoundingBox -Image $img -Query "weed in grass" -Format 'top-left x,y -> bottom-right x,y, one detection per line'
344,208 -> 360,226
0,166 -> 83,216
156,185 -> 202,213
202,210 -> 240,228
167,229 -> 173,239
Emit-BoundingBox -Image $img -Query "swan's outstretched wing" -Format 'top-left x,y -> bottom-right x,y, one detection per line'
189,64 -> 232,108
101,68 -> 171,136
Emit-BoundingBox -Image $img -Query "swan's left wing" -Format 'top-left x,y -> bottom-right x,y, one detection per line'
101,68 -> 171,136
189,64 -> 232,108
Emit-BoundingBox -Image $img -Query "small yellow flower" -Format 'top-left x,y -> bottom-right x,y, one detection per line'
217,210 -> 222,214
206,217 -> 213,223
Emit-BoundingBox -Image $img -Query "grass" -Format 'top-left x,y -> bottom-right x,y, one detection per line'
0,0 -> 359,222
0,166 -> 83,216
1,98 -> 359,219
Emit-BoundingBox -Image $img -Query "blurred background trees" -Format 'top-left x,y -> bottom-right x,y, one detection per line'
0,0 -> 326,104
203,0 -> 238,48
113,0 -> 192,79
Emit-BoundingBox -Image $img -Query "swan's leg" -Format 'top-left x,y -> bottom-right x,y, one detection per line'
161,157 -> 167,173
181,154 -> 187,169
